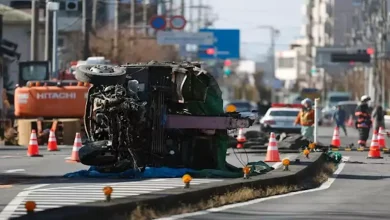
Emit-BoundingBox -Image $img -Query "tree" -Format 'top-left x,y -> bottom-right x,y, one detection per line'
89,28 -> 178,63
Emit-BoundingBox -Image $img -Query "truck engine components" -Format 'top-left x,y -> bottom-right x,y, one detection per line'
75,61 -> 253,173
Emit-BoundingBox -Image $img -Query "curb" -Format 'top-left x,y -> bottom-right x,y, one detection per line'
12,153 -> 327,220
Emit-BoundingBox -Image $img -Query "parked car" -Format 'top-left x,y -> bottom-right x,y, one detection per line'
260,105 -> 301,134
224,100 -> 259,124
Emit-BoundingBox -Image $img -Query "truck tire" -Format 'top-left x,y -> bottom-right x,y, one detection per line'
75,64 -> 127,85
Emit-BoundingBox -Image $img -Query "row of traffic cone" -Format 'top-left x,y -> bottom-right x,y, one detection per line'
331,126 -> 387,149
27,129 -> 82,162
27,130 -> 58,157
235,128 -> 281,162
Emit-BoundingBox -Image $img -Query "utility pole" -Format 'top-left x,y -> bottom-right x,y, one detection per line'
82,0 -> 92,59
189,0 -> 193,32
130,0 -> 135,35
49,2 -> 59,77
197,0 -> 202,31
0,14 -> 4,131
258,26 -> 279,103
92,0 -> 97,30
381,0 -> 387,107
113,0 -> 119,61
44,0 -> 53,62
143,0 -> 148,35
181,0 -> 185,16
31,0 -> 39,61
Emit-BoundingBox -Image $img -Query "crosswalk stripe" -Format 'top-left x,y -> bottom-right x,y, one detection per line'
1,178 -> 223,219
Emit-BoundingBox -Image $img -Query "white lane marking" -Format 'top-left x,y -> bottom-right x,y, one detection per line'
24,184 -> 50,191
4,169 -> 25,173
0,191 -> 30,220
158,156 -> 350,220
1,178 -> 223,219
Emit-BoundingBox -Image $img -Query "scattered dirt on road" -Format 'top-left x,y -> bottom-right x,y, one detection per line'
128,162 -> 337,220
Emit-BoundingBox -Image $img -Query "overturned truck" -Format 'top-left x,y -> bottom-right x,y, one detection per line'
75,61 -> 253,173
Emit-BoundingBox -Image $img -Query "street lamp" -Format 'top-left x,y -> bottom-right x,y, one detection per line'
257,25 -> 280,103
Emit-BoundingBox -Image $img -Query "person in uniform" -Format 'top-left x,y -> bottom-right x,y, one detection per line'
355,95 -> 372,147
294,98 -> 315,141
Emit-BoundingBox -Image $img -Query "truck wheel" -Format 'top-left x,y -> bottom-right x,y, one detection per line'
75,64 -> 127,85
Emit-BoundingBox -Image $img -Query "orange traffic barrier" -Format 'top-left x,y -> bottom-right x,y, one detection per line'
66,133 -> 82,163
367,132 -> 383,159
378,127 -> 386,148
47,130 -> 59,151
27,130 -> 42,157
331,127 -> 341,147
264,132 -> 281,162
236,128 -> 246,149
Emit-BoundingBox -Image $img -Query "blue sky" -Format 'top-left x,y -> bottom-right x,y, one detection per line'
205,0 -> 305,60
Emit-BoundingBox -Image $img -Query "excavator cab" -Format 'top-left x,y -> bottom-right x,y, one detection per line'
18,61 -> 50,86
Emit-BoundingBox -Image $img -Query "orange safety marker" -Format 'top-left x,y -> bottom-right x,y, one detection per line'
47,130 -> 59,151
236,128 -> 246,149
331,126 -> 341,147
27,130 -> 42,157
264,132 -> 281,162
66,133 -> 82,163
367,132 -> 383,159
378,127 -> 386,149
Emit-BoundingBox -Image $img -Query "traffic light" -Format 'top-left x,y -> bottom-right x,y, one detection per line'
206,48 -> 215,55
331,49 -> 371,63
223,59 -> 231,76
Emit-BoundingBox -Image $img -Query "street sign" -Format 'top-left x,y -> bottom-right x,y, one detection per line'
150,15 -> 166,30
198,29 -> 240,59
156,31 -> 214,45
170,15 -> 186,30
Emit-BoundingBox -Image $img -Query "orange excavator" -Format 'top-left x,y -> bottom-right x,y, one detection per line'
14,60 -> 90,146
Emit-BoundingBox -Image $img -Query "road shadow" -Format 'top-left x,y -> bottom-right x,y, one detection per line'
336,173 -> 390,180
345,160 -> 387,165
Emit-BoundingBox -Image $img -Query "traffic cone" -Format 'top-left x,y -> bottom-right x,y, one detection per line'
27,130 -> 42,157
378,127 -> 386,148
331,127 -> 341,147
367,132 -> 383,159
66,133 -> 82,163
264,132 -> 281,162
236,128 -> 246,149
47,130 -> 59,151
346,115 -> 354,127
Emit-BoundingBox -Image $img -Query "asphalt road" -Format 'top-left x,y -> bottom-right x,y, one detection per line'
0,124 -> 376,219
0,141 -> 296,219
167,126 -> 390,220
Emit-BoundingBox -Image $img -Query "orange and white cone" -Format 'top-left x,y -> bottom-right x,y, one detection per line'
346,115 -> 354,127
378,127 -> 386,149
47,130 -> 59,151
264,132 -> 281,162
236,128 -> 246,149
66,133 -> 82,163
331,127 -> 341,147
27,130 -> 42,157
367,132 -> 382,159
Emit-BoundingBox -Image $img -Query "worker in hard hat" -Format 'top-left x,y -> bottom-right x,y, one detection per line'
294,98 -> 315,141
355,95 -> 372,148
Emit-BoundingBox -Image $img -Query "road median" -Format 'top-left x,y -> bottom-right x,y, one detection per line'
12,152 -> 330,220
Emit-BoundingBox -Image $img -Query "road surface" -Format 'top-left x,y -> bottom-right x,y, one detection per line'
166,126 -> 390,220
0,140 -> 296,219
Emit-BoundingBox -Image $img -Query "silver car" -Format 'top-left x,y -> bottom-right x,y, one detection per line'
260,107 -> 301,134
